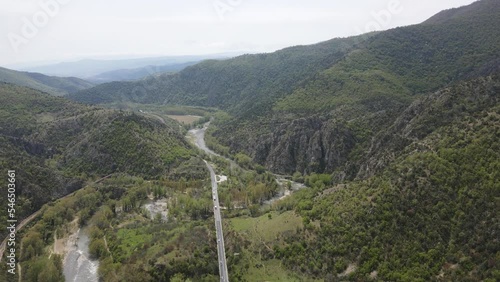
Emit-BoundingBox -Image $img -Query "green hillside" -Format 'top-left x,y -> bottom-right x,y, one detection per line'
68,35 -> 366,111
0,83 -> 196,240
88,61 -> 199,83
274,73 -> 500,281
0,67 -> 94,96
69,0 -> 500,176
276,0 -> 500,112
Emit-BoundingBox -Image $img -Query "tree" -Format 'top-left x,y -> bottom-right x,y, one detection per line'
37,258 -> 64,282
249,204 -> 260,217
89,238 -> 107,260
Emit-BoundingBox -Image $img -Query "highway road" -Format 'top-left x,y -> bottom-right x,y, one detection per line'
189,123 -> 229,282
205,160 -> 229,282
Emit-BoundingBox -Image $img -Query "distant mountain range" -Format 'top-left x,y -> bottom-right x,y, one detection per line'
0,67 -> 94,96
87,61 -> 200,83
0,54 -> 241,94
16,53 -> 241,79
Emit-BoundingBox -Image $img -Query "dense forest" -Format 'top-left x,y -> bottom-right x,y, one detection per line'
0,83 -> 197,240
274,74 -> 500,281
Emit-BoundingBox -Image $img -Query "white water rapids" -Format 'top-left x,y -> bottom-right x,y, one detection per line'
63,228 -> 99,282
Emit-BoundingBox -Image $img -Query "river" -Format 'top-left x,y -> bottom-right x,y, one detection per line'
188,122 -> 307,205
63,228 -> 99,282
264,176 -> 306,205
188,122 -> 220,156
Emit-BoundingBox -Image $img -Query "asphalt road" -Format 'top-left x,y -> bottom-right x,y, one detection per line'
189,124 -> 229,281
205,160 -> 229,282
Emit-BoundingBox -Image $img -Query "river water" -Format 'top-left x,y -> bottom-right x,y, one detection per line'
188,122 -> 220,156
188,122 -> 307,205
63,228 -> 99,282
59,124 -> 210,282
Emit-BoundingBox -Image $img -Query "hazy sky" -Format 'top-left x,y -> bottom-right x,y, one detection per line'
1,0 -> 477,67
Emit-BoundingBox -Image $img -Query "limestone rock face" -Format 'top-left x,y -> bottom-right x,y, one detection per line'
248,116 -> 357,175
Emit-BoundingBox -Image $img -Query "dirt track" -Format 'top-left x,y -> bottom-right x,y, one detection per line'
0,210 -> 42,261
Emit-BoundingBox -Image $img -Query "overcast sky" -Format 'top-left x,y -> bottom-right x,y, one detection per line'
1,0 -> 477,67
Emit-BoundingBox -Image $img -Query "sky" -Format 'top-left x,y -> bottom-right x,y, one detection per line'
0,0 -> 478,67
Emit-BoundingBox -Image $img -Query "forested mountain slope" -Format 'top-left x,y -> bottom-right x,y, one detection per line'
0,83 -> 196,240
70,0 -> 500,176
69,35 -> 367,110
88,61 -> 199,83
0,67 -> 94,96
275,74 -> 499,280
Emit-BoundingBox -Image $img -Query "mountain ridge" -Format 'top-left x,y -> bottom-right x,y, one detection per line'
0,67 -> 94,96
20,53 -> 241,79
87,61 -> 200,83
423,0 -> 498,25
68,0 -> 500,176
